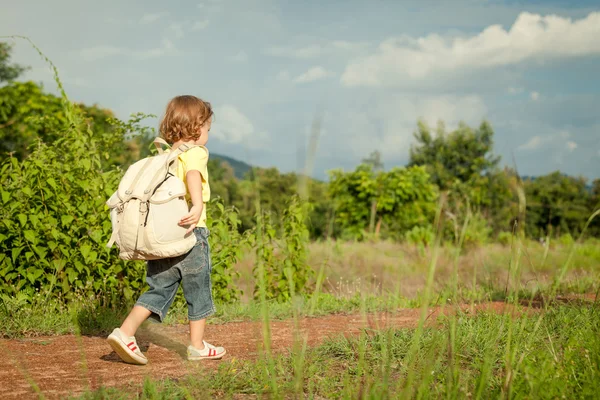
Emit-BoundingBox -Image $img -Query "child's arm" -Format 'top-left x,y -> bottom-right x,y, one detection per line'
178,170 -> 203,234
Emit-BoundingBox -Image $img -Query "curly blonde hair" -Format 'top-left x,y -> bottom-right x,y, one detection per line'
159,95 -> 213,144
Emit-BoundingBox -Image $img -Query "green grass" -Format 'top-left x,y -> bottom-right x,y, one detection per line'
71,304 -> 600,399
0,291 -> 404,338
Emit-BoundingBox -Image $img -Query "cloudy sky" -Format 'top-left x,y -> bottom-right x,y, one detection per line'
2,0 -> 599,180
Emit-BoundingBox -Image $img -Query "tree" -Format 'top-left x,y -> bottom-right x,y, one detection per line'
328,164 -> 438,240
0,42 -> 27,83
0,81 -> 121,162
524,172 -> 592,238
409,120 -> 500,192
362,150 -> 384,171
409,120 -> 517,235
587,179 -> 600,237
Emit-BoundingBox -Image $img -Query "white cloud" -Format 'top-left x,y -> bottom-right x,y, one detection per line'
140,12 -> 168,24
518,130 -> 574,152
518,135 -> 543,150
213,105 -> 268,147
81,39 -> 175,61
508,87 -> 524,94
293,66 -> 334,83
530,91 -> 540,101
191,19 -> 210,31
170,23 -> 185,39
342,11 -> 600,87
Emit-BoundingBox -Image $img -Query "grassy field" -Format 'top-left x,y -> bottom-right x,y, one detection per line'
2,239 -> 599,338
2,238 -> 600,399
73,305 -> 600,399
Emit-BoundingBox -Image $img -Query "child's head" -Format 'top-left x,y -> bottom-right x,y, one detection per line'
160,95 -> 213,145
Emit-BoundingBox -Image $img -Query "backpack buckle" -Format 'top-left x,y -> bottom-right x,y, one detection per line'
139,201 -> 149,213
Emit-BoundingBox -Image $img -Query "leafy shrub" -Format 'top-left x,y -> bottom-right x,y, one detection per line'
557,233 -> 574,246
207,199 -> 244,303
462,213 -> 492,248
281,196 -> 313,300
497,231 -> 514,246
0,86 -> 148,303
404,225 -> 434,247
328,164 -> 438,241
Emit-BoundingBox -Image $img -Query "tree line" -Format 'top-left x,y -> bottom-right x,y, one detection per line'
2,42 -> 599,244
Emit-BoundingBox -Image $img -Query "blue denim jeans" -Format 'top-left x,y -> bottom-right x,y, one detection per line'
136,227 -> 216,322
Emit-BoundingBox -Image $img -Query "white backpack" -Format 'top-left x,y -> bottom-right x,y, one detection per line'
106,138 -> 198,260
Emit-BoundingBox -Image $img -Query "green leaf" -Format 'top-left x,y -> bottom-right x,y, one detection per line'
33,246 -> 47,259
61,215 -> 74,227
23,230 -> 37,243
80,245 -> 91,260
1,190 -> 9,204
11,246 -> 24,262
52,259 -> 66,272
18,213 -> 27,227
47,178 -> 58,190
66,267 -> 78,283
74,261 -> 85,273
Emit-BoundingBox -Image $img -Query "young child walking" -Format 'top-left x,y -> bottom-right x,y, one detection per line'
107,95 -> 225,365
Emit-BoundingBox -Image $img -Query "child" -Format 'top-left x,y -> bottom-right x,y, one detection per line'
107,95 -> 225,365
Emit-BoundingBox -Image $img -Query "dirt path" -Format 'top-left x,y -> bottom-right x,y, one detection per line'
0,301 -> 552,399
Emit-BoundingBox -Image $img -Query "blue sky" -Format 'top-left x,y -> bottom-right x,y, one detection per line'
2,0 -> 599,180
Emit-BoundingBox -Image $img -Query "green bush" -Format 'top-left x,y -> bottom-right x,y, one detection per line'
404,225 -> 434,247
0,100 -> 148,303
497,231 -> 513,246
557,233 -> 574,246
462,213 -> 492,248
207,199 -> 244,303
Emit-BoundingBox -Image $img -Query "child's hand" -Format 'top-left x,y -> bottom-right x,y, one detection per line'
179,205 -> 203,234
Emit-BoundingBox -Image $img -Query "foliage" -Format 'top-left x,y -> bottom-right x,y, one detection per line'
497,231 -> 514,246
462,213 -> 493,248
248,196 -> 314,303
281,196 -> 313,300
251,211 -> 277,300
409,120 -> 500,193
206,200 -> 244,303
0,42 -> 27,83
524,172 -> 592,238
409,120 -> 518,238
328,164 -> 438,240
0,81 -> 118,162
0,87 -> 148,303
590,179 -> 600,237
404,225 -> 435,247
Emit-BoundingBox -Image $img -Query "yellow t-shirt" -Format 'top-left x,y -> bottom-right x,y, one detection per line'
173,146 -> 211,228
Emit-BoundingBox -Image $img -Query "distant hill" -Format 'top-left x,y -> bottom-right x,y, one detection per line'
212,153 -> 252,179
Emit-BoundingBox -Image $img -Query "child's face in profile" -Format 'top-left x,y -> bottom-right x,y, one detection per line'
194,119 -> 211,146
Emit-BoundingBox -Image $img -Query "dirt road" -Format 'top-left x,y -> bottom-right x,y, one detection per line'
0,301 -> 527,399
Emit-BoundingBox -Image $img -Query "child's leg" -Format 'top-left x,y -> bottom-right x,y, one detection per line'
107,257 -> 182,365
180,228 -> 224,359
120,305 -> 153,337
189,318 -> 207,349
